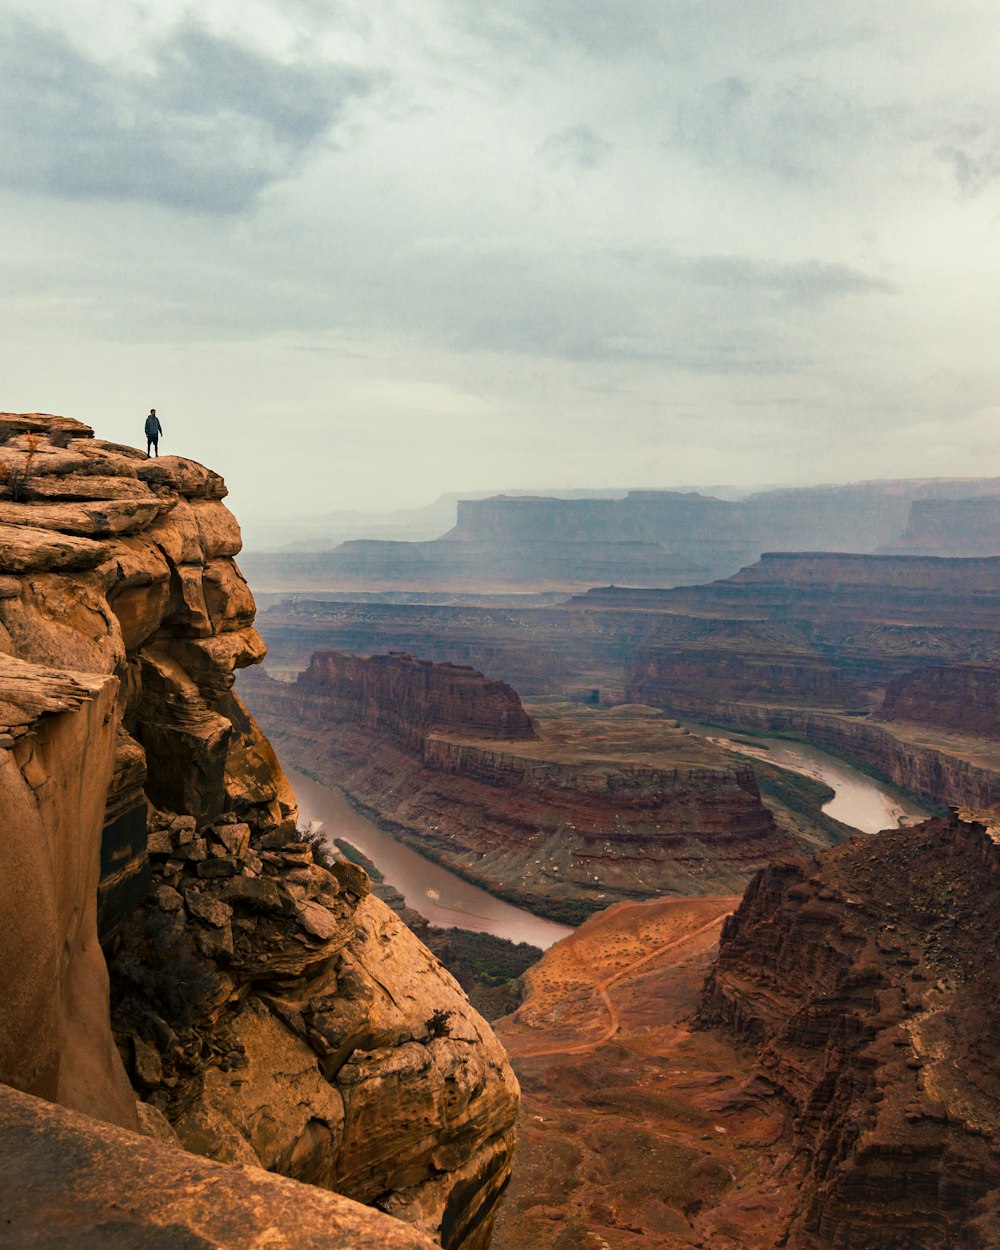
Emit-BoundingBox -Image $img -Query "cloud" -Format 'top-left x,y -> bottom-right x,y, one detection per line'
0,17 -> 377,212
682,255 -> 895,304
387,237 -> 889,368
671,73 -> 891,182
538,123 -> 612,170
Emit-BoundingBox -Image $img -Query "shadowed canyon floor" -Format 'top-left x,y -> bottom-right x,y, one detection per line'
492,897 -> 795,1250
493,809 -> 1000,1250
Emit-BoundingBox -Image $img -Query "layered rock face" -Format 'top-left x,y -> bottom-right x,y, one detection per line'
242,655 -> 808,923
880,663 -> 1000,740
618,553 -> 1000,806
0,413 -> 518,1250
700,811 -> 1000,1249
0,653 -> 136,1129
302,650 -> 536,749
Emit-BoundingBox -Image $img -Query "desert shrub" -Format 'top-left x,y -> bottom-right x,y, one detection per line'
301,828 -> 340,872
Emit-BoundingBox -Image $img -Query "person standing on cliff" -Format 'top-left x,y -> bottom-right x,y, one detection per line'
144,409 -> 162,457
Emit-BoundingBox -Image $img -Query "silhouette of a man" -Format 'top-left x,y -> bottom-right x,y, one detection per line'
144,409 -> 163,457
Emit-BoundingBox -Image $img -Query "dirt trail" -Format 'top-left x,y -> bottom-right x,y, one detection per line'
508,901 -> 734,1058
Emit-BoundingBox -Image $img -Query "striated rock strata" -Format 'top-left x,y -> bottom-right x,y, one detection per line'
0,412 -> 518,1250
699,810 -> 1000,1248
242,654 -> 812,923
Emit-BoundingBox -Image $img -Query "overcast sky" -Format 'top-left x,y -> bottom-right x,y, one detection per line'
2,0 -> 999,525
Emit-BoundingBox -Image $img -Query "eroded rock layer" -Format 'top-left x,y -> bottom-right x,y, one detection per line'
242,656 -> 809,923
700,810 -> 1000,1249
0,413 -> 518,1250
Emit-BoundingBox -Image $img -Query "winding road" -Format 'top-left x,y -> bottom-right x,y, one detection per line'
509,901 -> 735,1059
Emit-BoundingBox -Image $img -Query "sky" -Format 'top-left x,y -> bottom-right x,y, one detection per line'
2,0 -> 1000,526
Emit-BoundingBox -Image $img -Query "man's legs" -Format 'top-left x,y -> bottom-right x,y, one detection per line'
146,437 -> 158,457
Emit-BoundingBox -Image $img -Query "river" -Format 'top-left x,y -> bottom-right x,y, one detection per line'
684,725 -> 930,834
289,732 -> 929,950
289,767 -> 574,950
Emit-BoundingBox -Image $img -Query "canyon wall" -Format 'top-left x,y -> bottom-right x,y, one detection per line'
302,650 -> 536,750
0,413 -> 518,1250
880,663 -> 1000,740
0,654 -> 135,1128
700,810 -> 1000,1248
242,654 -> 814,923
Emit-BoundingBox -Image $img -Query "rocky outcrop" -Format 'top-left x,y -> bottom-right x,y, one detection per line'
0,413 -> 519,1250
699,811 -> 1000,1248
243,663 -> 809,923
110,811 -> 518,1250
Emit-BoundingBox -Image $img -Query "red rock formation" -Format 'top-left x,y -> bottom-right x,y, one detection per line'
699,810 -> 1000,1248
302,650 -> 536,750
626,643 -> 864,712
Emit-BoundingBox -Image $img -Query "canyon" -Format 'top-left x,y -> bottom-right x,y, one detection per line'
253,551 -> 1000,811
241,652 -> 840,924
492,807 -> 1000,1249
0,413 -> 517,1250
6,411 -> 1000,1250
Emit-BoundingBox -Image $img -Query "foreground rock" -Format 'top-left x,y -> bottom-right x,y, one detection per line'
0,1083 -> 438,1250
0,412 -> 518,1250
242,655 -> 813,923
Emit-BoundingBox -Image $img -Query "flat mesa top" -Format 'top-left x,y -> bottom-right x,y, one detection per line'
431,702 -> 745,771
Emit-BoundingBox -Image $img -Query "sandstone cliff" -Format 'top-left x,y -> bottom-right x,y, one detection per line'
242,656 -> 810,923
0,413 -> 518,1250
700,810 -> 1000,1248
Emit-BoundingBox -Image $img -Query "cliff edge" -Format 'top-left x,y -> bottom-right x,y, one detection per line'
0,412 -> 518,1250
